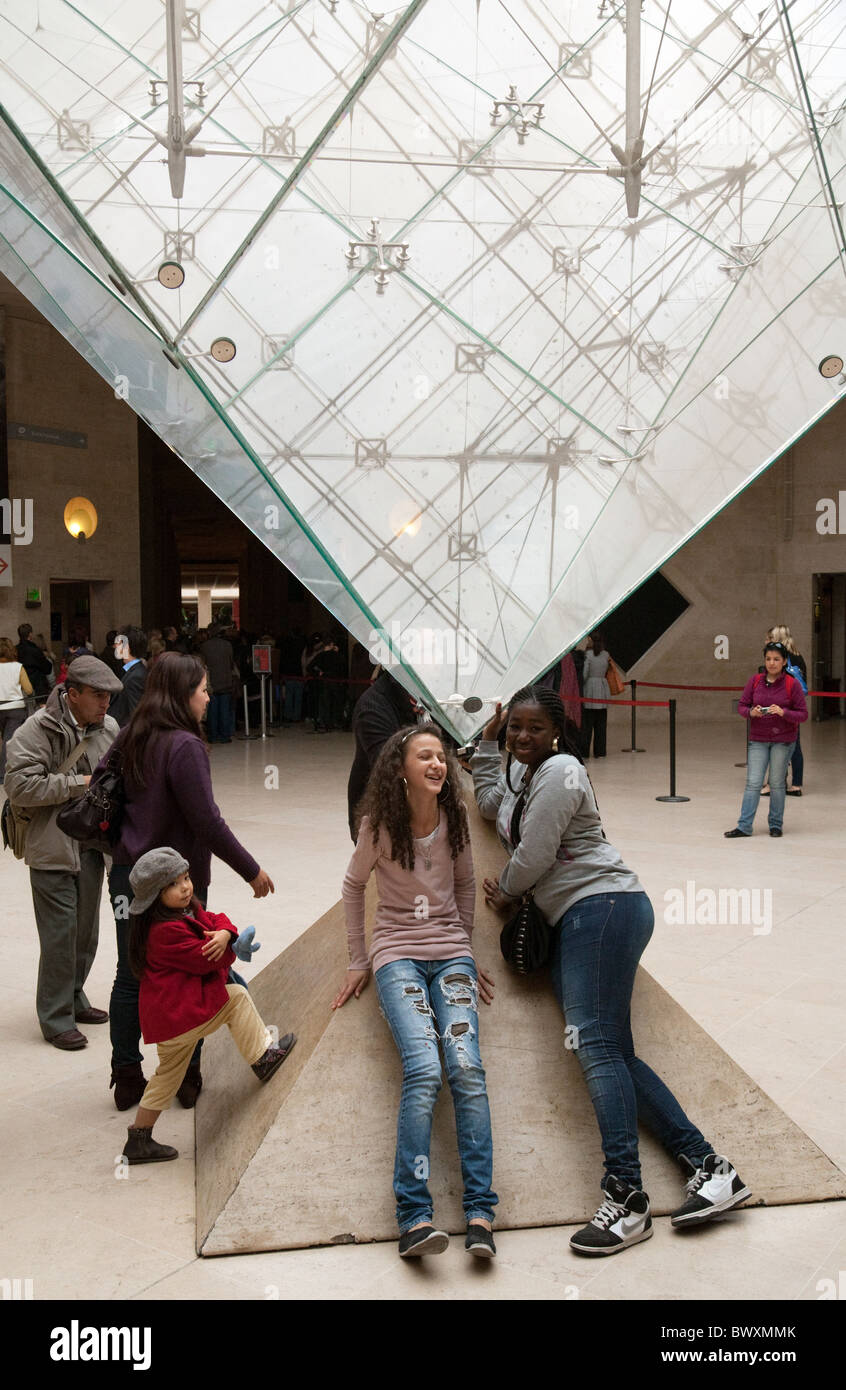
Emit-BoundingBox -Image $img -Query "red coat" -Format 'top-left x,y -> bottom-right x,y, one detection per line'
139,904 -> 238,1044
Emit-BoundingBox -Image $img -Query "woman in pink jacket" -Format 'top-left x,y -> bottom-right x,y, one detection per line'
725,642 -> 808,839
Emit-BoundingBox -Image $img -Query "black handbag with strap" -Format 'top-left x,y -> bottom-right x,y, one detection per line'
55,745 -> 126,850
498,787 -> 553,974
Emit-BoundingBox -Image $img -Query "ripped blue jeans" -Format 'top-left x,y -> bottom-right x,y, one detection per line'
375,956 -> 498,1233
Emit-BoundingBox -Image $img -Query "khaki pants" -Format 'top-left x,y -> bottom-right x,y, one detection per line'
140,985 -> 272,1112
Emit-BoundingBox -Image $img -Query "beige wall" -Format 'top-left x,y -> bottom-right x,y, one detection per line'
625,394 -> 846,723
0,310 -> 140,652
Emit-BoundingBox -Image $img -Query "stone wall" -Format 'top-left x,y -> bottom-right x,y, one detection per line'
0,310 -> 140,651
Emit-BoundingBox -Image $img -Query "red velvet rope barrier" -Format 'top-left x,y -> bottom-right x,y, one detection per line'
633,680 -> 845,698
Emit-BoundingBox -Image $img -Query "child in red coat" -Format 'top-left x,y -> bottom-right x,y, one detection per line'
122,847 -> 296,1164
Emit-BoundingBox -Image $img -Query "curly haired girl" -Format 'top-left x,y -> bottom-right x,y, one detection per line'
332,722 -> 498,1258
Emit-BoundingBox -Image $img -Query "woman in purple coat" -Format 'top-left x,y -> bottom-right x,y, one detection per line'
725,642 -> 808,840
102,653 -> 274,1109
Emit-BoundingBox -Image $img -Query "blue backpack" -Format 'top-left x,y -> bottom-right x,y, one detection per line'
786,662 -> 807,694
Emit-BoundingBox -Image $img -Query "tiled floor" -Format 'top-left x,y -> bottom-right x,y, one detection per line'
1,715 -> 844,1300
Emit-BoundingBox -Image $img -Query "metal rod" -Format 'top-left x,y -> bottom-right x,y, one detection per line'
625,0 -> 640,153
656,698 -> 690,802
622,678 -> 645,752
165,0 -> 187,198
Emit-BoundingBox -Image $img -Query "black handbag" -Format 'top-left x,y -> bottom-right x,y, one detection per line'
56,748 -> 126,849
498,788 -> 553,973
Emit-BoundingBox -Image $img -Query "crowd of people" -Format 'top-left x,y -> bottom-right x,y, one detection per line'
0,617 -> 811,1260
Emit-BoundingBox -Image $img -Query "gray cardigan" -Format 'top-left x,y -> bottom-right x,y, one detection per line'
471,741 -> 642,926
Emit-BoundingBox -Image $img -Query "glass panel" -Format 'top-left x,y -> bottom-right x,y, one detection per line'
1,0 -> 845,738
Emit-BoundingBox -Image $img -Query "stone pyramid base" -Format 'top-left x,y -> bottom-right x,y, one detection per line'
196,791 -> 846,1255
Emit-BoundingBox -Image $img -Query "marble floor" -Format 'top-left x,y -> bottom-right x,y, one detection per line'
2,713 -> 845,1301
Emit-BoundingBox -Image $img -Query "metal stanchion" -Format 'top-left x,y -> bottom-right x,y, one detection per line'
656,699 -> 690,802
259,673 -> 274,740
238,684 -> 260,740
621,679 -> 645,752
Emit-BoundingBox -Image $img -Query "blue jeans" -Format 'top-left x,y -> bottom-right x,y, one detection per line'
207,691 -> 233,742
791,728 -> 803,788
375,957 -> 498,1233
283,679 -> 304,721
550,893 -> 711,1191
737,740 -> 795,833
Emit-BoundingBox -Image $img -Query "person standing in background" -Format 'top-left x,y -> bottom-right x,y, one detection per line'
4,655 -> 122,1049
109,627 -> 148,729
581,632 -> 613,758
0,636 -> 33,777
201,625 -> 235,744
16,623 -> 53,707
99,630 -> 123,677
767,625 -> 807,796
725,641 -> 807,839
347,666 -> 419,839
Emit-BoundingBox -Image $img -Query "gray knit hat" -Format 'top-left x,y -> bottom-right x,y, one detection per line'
129,847 -> 190,915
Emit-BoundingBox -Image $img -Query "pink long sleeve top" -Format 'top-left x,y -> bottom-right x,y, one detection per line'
341,811 -> 476,974
738,671 -> 807,744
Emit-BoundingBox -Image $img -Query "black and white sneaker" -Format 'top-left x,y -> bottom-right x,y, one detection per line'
398,1224 -> 449,1257
671,1153 -> 751,1228
569,1175 -> 653,1257
465,1224 -> 496,1258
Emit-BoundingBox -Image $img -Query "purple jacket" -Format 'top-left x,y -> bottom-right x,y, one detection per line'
738,671 -> 808,744
106,730 -> 259,894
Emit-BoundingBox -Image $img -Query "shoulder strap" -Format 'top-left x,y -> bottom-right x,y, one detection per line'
57,738 -> 91,776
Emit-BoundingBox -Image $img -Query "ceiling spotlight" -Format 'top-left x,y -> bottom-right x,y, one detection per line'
157,261 -> 185,289
210,337 -> 237,363
819,354 -> 844,379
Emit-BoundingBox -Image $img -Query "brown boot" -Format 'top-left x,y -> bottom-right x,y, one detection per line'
123,1127 -> 178,1165
251,1033 -> 297,1083
176,1063 -> 203,1109
110,1062 -> 147,1112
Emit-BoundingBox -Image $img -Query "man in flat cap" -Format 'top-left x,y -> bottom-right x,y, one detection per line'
4,655 -> 123,1049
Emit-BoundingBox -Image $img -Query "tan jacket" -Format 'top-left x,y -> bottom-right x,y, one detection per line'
3,685 -> 118,871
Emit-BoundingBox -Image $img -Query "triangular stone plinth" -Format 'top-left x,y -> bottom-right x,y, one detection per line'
196,790 -> 846,1255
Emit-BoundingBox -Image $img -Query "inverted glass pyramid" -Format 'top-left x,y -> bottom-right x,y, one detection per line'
1,0 -> 844,738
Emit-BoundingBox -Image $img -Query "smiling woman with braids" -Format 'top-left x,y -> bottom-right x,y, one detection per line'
332,722 -> 498,1260
469,684 -> 751,1258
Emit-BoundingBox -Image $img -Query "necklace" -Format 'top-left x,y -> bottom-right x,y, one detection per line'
414,815 -> 440,870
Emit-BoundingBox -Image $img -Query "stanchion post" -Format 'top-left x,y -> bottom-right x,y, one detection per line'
656,699 -> 690,802
622,679 -> 645,752
238,683 -> 259,741
259,673 -> 274,740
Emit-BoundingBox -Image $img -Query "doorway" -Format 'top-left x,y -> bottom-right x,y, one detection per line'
812,573 -> 845,720
49,580 -> 91,659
